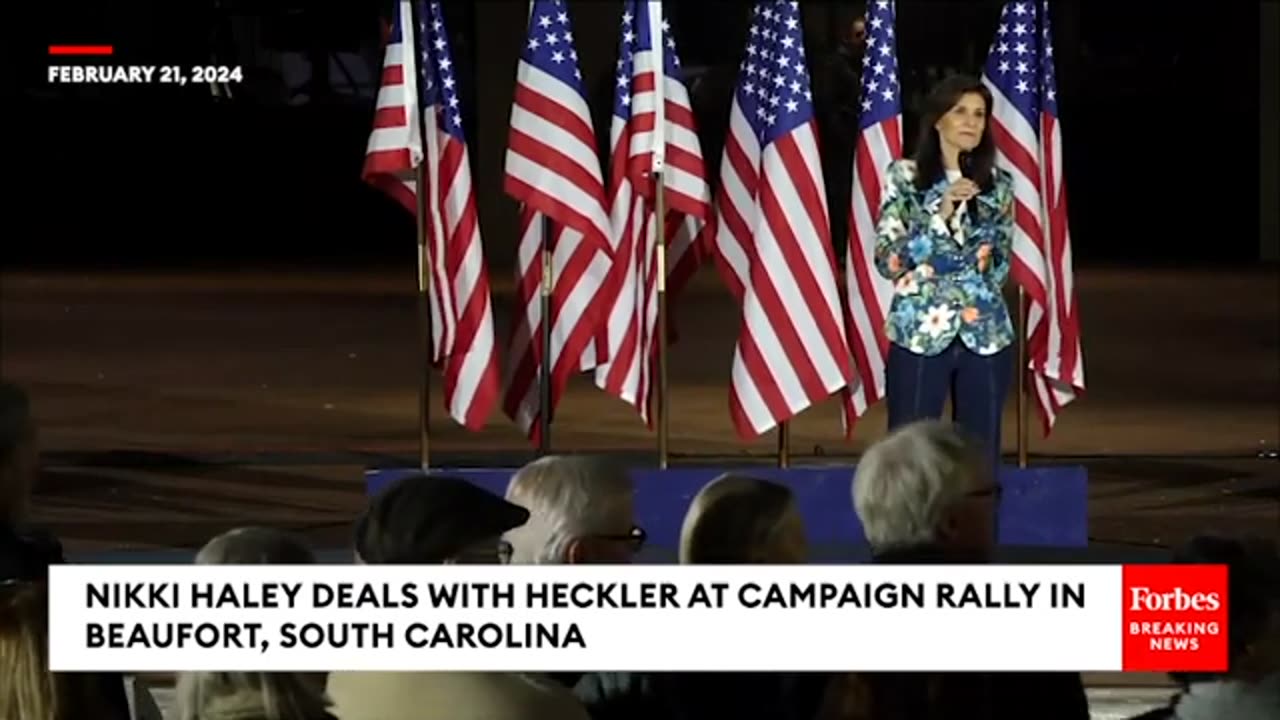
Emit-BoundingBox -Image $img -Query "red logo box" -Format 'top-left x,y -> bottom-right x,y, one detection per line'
1121,564 -> 1229,672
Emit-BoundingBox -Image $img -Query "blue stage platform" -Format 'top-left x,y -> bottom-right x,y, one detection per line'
365,465 -> 1088,558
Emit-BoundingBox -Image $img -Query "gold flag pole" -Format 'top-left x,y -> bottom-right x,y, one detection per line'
538,222 -> 553,456
410,1 -> 439,473
649,0 -> 671,469
1016,287 -> 1028,468
655,179 -> 670,469
777,421 -> 791,469
414,167 -> 432,472
523,0 -> 553,458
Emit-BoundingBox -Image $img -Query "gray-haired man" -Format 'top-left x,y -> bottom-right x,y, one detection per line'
503,455 -> 644,566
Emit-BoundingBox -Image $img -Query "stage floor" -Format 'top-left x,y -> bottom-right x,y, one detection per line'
1,266 -> 1276,553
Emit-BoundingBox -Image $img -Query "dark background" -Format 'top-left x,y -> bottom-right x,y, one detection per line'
9,0 -> 1273,270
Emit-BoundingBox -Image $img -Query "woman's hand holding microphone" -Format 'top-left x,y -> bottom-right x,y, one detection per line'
939,178 -> 980,221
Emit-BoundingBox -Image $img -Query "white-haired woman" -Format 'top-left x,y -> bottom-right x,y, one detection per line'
177,527 -> 335,720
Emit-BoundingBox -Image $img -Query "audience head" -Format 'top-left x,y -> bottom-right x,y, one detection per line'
853,420 -> 998,559
355,473 -> 528,565
182,526 -> 329,720
679,474 -> 807,564
196,526 -> 315,565
177,668 -> 330,720
1171,535 -> 1280,684
0,582 -> 118,720
503,455 -> 642,564
0,382 -> 38,523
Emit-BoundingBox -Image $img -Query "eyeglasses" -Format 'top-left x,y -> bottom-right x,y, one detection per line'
590,526 -> 647,554
966,484 -> 1004,502
448,539 -> 514,565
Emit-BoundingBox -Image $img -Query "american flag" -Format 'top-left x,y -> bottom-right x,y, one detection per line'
839,0 -> 903,434
502,0 -> 614,444
712,0 -> 852,439
361,0 -> 501,430
592,1 -> 713,425
982,0 -> 1084,432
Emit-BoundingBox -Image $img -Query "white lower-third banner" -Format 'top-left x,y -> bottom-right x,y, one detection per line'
46,563 -> 1229,672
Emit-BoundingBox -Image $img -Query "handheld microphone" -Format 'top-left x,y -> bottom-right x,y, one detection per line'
958,151 -> 977,221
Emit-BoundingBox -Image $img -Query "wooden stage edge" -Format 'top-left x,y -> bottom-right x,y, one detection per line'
3,267 -> 1275,554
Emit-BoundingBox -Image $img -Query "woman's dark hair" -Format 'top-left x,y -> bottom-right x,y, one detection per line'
912,74 -> 996,193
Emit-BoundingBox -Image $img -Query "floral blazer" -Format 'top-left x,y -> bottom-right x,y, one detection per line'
874,158 -> 1016,357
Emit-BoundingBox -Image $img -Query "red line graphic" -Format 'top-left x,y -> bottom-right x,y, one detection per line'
48,45 -> 114,56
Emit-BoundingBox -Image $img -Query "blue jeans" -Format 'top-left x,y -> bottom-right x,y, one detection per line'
885,339 -> 1013,471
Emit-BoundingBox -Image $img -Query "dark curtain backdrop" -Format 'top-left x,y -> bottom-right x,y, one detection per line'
9,1 -> 1264,268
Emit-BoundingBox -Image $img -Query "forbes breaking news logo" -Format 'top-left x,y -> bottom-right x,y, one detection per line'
1122,564 -> 1229,672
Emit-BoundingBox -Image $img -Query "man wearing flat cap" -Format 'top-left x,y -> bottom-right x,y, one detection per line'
329,473 -> 589,720
352,472 -> 532,566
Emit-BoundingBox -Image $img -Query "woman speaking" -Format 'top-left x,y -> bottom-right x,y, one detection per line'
873,75 -> 1016,471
